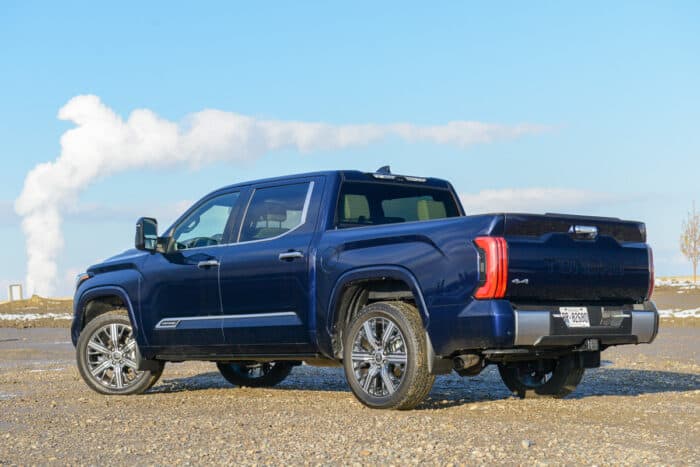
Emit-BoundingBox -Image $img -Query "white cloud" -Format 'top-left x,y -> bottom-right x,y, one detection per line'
15,94 -> 547,295
390,121 -> 548,147
459,188 -> 613,214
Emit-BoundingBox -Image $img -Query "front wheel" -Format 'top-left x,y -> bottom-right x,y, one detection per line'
498,355 -> 584,398
216,361 -> 293,387
76,311 -> 163,395
343,301 -> 435,410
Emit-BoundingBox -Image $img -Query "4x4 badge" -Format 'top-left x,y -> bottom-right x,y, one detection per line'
512,278 -> 529,285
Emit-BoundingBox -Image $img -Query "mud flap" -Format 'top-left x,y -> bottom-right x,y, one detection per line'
427,333 -> 453,375
135,344 -> 163,372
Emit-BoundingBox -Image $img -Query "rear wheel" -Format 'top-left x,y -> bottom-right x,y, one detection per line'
216,361 -> 293,387
76,311 -> 163,395
498,354 -> 584,398
343,301 -> 435,410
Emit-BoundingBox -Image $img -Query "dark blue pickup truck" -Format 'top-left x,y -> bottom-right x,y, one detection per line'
72,167 -> 657,409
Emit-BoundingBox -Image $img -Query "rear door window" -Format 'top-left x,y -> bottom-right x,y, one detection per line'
239,182 -> 311,242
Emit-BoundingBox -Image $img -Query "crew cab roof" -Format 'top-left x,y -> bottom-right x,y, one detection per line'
209,169 -> 453,197
209,170 -> 450,195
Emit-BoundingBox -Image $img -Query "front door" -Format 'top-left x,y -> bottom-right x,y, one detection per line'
140,191 -> 241,353
218,178 -> 323,353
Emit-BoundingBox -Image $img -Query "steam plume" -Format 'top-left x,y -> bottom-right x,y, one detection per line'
16,95 -> 546,295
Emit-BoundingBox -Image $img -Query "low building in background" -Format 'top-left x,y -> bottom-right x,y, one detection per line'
8,284 -> 23,302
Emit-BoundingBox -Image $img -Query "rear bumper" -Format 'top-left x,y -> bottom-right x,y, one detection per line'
427,300 -> 659,355
514,301 -> 659,346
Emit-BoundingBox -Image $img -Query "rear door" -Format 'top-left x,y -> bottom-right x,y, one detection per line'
217,176 -> 324,352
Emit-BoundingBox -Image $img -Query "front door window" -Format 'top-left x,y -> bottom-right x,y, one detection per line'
173,192 -> 240,250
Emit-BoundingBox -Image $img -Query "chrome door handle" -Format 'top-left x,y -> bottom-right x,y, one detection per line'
197,259 -> 220,269
278,251 -> 304,261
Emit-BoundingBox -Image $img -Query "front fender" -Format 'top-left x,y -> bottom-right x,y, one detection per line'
71,285 -> 143,347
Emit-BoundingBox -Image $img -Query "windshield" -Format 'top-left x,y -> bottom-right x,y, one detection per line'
335,181 -> 460,228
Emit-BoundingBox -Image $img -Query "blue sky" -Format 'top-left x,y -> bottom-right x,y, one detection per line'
1,1 -> 699,296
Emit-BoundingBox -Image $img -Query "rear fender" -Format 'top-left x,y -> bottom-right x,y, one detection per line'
324,266 -> 449,374
326,265 -> 430,331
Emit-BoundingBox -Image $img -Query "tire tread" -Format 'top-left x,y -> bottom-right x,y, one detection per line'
76,310 -> 163,395
343,301 -> 435,410
498,355 -> 584,399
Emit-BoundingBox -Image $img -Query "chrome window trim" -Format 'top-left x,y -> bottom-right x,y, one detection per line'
155,311 -> 298,329
167,181 -> 314,252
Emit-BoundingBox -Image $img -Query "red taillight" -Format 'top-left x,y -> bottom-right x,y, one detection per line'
474,236 -> 508,299
646,246 -> 654,301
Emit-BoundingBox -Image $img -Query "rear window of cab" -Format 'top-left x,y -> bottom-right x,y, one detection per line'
335,181 -> 460,228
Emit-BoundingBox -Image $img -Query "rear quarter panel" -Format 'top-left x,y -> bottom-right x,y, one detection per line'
315,215 -> 501,355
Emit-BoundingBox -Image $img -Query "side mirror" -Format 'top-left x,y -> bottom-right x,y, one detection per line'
135,217 -> 158,251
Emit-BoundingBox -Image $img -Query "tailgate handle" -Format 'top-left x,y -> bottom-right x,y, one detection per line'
569,225 -> 598,239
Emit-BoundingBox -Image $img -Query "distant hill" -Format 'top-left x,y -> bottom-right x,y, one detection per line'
0,295 -> 73,314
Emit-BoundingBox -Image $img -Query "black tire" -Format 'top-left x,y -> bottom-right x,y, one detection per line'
498,355 -> 584,398
216,361 -> 293,387
342,301 -> 435,410
76,311 -> 163,395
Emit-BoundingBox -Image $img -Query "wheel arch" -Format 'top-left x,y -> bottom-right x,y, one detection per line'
71,286 -> 141,346
325,266 -> 430,355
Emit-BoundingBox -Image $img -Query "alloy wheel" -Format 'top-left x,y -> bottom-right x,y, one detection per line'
349,316 -> 408,397
85,322 -> 145,391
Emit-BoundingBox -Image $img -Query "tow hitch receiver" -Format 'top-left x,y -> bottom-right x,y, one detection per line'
575,338 -> 600,352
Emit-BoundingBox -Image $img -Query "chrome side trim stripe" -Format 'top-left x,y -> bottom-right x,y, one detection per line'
155,312 -> 297,330
221,312 -> 297,320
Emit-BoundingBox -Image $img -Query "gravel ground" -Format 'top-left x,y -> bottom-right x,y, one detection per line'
1,326 -> 698,465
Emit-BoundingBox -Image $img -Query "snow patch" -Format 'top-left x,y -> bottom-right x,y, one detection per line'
0,313 -> 72,321
28,367 -> 65,373
658,308 -> 700,319
655,279 -> 698,288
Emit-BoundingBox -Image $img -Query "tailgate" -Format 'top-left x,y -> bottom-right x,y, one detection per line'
503,213 -> 651,304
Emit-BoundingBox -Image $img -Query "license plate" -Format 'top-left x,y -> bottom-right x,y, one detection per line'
559,307 -> 590,328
